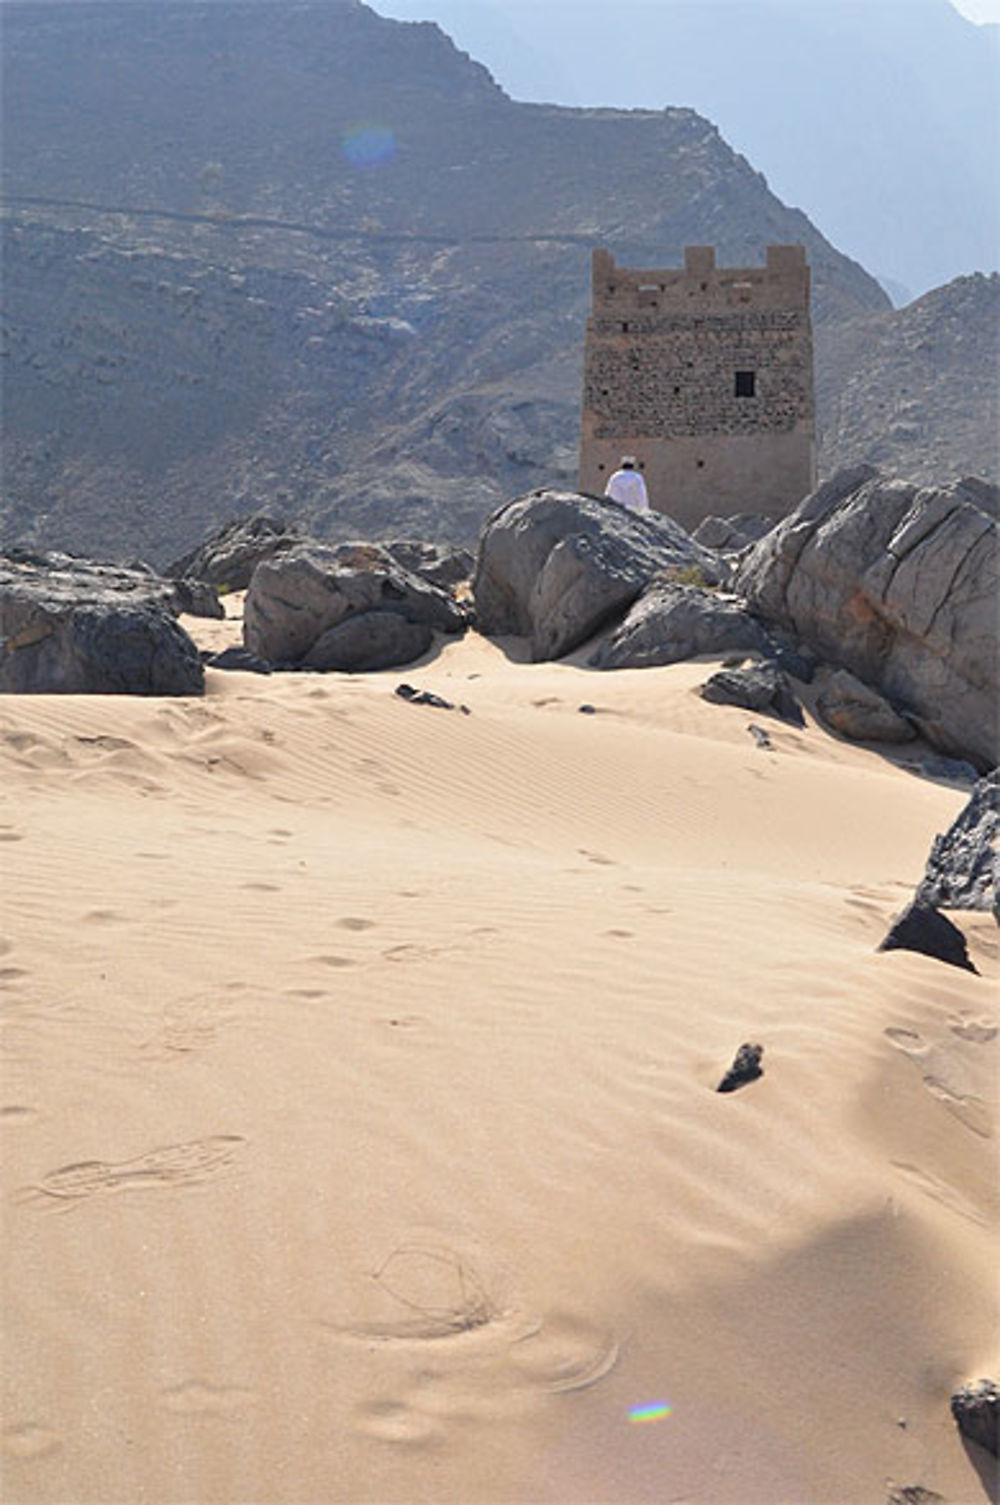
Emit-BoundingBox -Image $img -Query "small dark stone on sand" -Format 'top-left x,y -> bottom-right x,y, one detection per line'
394,683 -> 457,711
716,1042 -> 764,1093
578,703 -> 596,714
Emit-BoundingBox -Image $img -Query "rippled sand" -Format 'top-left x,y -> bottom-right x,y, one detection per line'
2,601 -> 996,1503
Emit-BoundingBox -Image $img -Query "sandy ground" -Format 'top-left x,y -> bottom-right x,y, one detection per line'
1,597 -> 997,1505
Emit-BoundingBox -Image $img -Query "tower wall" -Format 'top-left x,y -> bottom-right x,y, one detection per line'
579,245 -> 816,531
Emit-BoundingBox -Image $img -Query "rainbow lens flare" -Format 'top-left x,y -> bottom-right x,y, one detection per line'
341,123 -> 396,168
628,1402 -> 673,1424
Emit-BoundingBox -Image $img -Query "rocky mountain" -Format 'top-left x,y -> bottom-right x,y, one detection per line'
378,0 -> 1000,303
817,274 -> 1000,485
1,0 -> 992,566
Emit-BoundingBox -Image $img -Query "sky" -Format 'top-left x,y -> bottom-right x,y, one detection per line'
951,0 -> 1000,17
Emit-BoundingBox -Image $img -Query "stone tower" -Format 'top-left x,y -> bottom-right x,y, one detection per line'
579,245 -> 815,530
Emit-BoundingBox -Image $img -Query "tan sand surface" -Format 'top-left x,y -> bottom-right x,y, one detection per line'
1,602 -> 997,1504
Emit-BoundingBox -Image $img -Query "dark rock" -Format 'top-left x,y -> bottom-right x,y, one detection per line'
244,541 -> 466,667
950,1377 -> 999,1457
578,703 -> 596,715
1,601 -> 203,695
166,514 -> 304,590
700,661 -> 805,725
206,646 -> 272,675
770,644 -> 818,683
383,539 -> 474,591
395,683 -> 466,712
591,582 -> 769,670
303,611 -> 432,673
916,771 -> 998,912
716,1043 -> 764,1093
473,489 -> 721,662
915,755 -> 980,785
885,1487 -> 944,1504
0,554 -> 205,695
878,901 -> 977,972
736,469 -> 999,770
815,667 -> 917,744
2,548 -> 221,618
747,723 -> 773,750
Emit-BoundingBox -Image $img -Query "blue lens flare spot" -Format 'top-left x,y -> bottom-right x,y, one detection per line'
341,123 -> 396,168
628,1402 -> 673,1424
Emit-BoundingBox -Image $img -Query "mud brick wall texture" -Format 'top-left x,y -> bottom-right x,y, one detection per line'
579,247 -> 816,530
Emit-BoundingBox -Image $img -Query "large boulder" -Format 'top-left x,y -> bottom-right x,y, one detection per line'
916,771 -> 998,913
735,469 -> 999,769
0,554 -> 204,694
165,513 -> 304,591
592,582 -> 770,670
243,541 -> 466,668
473,488 -> 722,661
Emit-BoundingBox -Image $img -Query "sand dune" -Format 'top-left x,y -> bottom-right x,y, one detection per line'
2,603 -> 996,1504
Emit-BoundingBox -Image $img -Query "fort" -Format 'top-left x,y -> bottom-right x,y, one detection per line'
579,245 -> 816,530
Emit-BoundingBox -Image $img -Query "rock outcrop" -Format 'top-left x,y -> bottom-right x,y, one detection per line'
815,666 -> 917,744
591,582 -> 766,670
243,541 -> 466,669
916,771 -> 998,913
166,515 -> 304,592
0,554 -> 205,695
736,469 -> 999,769
473,489 -> 720,661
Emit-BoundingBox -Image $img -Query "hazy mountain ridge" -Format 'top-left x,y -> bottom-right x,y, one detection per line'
1,0 -> 993,563
377,0 -> 1000,301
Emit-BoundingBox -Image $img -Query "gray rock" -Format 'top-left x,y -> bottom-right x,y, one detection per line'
877,900 -> 976,972
716,1043 -> 764,1093
0,554 -> 205,694
693,514 -> 774,552
885,1488 -> 944,1505
815,667 -> 917,744
244,540 -> 466,666
699,661 -> 805,725
473,489 -> 721,662
166,513 -> 304,591
591,582 -> 769,670
383,539 -> 474,591
950,1378 -> 999,1457
2,548 -> 222,619
736,469 -> 999,769
302,611 -> 432,672
916,771 -> 998,912
206,646 -> 272,675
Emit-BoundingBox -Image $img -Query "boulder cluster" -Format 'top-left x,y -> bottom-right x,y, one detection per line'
2,468 -> 996,786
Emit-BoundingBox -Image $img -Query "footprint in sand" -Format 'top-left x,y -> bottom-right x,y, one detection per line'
336,917 -> 377,932
1,1105 -> 39,1122
884,1027 -> 992,1138
161,1382 -> 255,1419
353,1397 -> 442,1446
148,996 -> 222,1056
2,1423 -> 62,1459
949,1014 -> 997,1044
0,827 -> 25,842
22,1135 -> 246,1205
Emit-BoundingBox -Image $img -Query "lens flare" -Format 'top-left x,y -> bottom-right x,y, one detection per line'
341,123 -> 396,168
628,1402 -> 673,1424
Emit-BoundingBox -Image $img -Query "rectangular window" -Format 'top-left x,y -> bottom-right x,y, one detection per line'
735,370 -> 756,398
